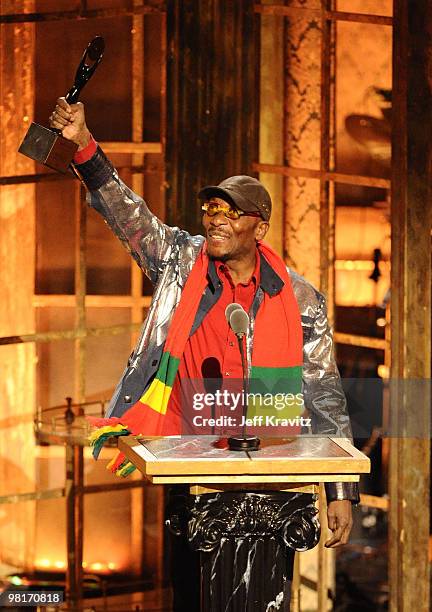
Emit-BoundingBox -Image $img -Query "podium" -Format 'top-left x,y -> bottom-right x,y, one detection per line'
119,435 -> 370,611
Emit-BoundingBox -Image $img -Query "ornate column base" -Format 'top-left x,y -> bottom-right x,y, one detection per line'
166,489 -> 320,612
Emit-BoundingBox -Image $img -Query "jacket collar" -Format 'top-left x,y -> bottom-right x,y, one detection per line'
259,251 -> 284,296
206,249 -> 284,296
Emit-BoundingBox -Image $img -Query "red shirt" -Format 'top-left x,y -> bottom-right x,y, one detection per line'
166,254 -> 260,434
181,256 -> 259,379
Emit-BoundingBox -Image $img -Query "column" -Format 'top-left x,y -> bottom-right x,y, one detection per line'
166,489 -> 320,611
166,0 -> 258,235
389,0 -> 431,610
283,1 -> 322,289
0,0 -> 36,570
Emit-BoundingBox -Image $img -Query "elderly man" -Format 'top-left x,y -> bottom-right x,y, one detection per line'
50,96 -> 359,599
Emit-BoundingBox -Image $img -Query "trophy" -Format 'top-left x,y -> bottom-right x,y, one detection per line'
18,36 -> 105,173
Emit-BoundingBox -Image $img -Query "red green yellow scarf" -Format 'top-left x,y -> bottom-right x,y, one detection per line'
88,241 -> 303,476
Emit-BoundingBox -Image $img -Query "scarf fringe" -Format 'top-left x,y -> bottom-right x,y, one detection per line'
88,422 -> 137,477
89,423 -> 130,459
107,452 -> 137,477
117,461 -> 136,477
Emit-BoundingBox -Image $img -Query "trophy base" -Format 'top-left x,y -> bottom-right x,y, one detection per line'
18,122 -> 78,173
227,436 -> 260,452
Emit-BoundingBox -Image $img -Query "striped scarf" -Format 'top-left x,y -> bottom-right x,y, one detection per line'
88,241 -> 303,476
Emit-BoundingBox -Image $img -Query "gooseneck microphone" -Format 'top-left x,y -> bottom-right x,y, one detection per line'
225,304 -> 260,451
224,302 -> 243,323
201,357 -> 223,435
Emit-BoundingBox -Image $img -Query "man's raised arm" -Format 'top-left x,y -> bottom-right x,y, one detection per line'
49,97 -> 179,284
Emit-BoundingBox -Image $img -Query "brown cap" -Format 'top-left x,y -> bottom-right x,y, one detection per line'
198,175 -> 272,221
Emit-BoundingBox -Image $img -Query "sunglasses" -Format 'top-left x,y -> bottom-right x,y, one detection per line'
201,201 -> 262,221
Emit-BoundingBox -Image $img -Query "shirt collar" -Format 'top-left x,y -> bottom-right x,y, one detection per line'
206,249 -> 284,296
215,253 -> 260,288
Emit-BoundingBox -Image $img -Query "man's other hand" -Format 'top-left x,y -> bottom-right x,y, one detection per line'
325,499 -> 353,548
49,97 -> 91,151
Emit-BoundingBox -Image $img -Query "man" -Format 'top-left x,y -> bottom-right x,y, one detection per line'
50,97 -> 359,551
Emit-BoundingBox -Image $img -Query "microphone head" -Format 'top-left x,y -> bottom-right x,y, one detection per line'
225,302 -> 243,323
230,308 -> 249,336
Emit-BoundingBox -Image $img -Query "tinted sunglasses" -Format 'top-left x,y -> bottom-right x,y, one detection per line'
201,201 -> 262,220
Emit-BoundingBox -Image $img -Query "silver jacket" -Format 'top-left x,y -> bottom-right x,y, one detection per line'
77,147 -> 360,503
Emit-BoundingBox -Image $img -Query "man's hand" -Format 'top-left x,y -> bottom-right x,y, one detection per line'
325,499 -> 353,548
49,97 -> 91,150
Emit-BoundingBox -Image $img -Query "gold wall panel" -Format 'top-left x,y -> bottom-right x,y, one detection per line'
0,1 -> 36,570
284,11 -> 321,289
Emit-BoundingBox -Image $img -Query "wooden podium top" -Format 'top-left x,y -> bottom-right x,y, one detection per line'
119,435 -> 370,486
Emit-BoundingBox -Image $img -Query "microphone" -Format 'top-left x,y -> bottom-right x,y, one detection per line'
201,357 -> 223,435
225,303 -> 260,452
224,302 -> 243,324
229,308 -> 249,338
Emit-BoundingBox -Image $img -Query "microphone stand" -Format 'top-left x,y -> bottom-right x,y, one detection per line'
228,332 -> 260,452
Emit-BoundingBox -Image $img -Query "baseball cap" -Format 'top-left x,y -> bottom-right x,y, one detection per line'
198,175 -> 272,221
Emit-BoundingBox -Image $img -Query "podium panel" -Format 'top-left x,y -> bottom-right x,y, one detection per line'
118,435 -> 369,611
119,435 -> 369,484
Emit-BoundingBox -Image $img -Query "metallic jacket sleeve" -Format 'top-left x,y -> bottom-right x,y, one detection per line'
302,293 -> 352,438
75,146 -> 181,284
303,293 -> 360,504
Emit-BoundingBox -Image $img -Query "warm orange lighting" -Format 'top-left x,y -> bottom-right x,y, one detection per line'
36,559 -> 65,570
335,206 -> 391,307
34,555 -> 126,574
378,365 -> 389,379
376,317 -> 387,327
54,561 -> 65,569
36,558 -> 117,573
335,259 -> 390,272
84,562 -> 117,574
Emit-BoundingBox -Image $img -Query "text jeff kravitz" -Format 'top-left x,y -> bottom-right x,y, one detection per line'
191,415 -> 312,428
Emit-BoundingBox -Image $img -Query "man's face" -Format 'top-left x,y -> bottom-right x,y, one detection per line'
202,197 -> 269,262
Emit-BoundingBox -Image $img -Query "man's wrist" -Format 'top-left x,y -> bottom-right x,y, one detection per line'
76,128 -> 92,151
325,482 -> 360,505
73,134 -> 97,165
72,145 -> 114,191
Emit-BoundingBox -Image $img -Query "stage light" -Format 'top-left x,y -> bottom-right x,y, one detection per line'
90,562 -> 103,571
378,365 -> 389,379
